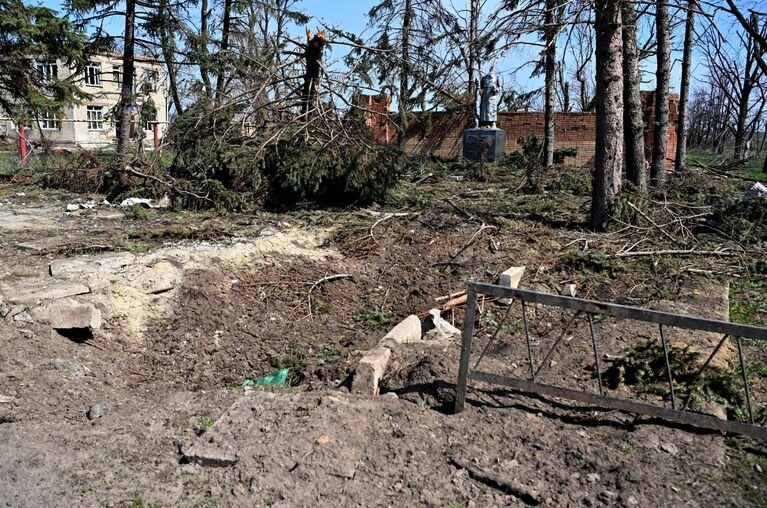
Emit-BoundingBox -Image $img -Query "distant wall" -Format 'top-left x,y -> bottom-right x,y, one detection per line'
363,92 -> 679,169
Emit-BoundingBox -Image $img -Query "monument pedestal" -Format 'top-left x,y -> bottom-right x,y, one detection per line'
463,127 -> 507,162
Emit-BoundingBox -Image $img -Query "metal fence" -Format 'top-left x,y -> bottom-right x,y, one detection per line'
455,282 -> 767,440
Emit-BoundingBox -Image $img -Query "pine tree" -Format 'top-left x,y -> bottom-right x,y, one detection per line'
0,0 -> 88,121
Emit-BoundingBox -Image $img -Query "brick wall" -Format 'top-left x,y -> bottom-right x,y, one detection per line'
363,92 -> 679,168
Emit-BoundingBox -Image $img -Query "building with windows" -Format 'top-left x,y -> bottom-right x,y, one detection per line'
0,53 -> 168,150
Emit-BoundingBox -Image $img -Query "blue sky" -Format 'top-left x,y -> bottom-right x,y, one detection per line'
39,0 -> 707,104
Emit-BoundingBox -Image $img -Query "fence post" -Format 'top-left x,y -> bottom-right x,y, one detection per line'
153,122 -> 159,148
18,122 -> 27,166
455,284 -> 479,413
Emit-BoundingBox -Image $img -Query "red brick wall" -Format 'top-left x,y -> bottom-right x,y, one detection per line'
362,92 -> 679,168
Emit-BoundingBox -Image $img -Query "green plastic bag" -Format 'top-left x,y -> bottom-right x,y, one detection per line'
243,368 -> 289,387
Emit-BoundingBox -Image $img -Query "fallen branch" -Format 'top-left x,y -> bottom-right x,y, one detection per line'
307,274 -> 353,318
442,224 -> 497,269
626,201 -> 676,243
448,457 -> 541,505
615,249 -> 738,258
444,198 -> 478,222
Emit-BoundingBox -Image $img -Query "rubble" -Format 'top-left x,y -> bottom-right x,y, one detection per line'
351,346 -> 392,396
498,266 -> 525,304
423,309 -> 461,341
743,182 -> 767,201
4,282 -> 91,305
31,301 -> 102,330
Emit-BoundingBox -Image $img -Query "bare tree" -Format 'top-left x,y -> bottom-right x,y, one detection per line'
543,0 -> 558,167
675,0 -> 696,173
650,0 -> 671,186
590,0 -> 623,230
622,1 -> 646,191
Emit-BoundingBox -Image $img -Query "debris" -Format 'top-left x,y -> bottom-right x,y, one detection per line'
183,442 -> 238,468
4,282 -> 90,304
307,274 -> 353,317
435,290 -> 466,303
743,182 -> 767,201
0,302 -> 9,318
499,266 -> 526,304
755,464 -> 763,474
119,195 -> 170,209
31,301 -> 102,330
87,403 -> 104,421
49,252 -> 136,278
447,175 -> 464,182
413,172 -> 434,185
423,309 -> 461,341
351,346 -> 391,396
586,473 -> 601,483
448,457 -> 541,505
244,368 -> 290,387
0,395 -> 15,404
660,442 -> 678,456
561,284 -> 577,297
381,315 -> 422,345
314,434 -> 330,445
12,310 -> 34,323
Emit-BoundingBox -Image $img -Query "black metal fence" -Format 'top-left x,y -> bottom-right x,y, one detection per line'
455,282 -> 767,440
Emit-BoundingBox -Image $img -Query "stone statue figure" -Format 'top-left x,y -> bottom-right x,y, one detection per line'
477,72 -> 501,128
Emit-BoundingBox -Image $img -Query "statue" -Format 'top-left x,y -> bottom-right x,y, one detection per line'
476,72 -> 501,128
463,66 -> 506,162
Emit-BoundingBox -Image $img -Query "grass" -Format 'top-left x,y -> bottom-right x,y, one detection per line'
198,417 -> 215,430
730,280 -> 767,327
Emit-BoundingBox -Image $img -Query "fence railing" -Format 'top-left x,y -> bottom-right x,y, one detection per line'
455,282 -> 767,441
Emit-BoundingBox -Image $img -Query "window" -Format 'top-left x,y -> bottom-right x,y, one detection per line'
36,61 -> 58,82
86,106 -> 104,130
39,110 -> 60,130
85,62 -> 102,86
112,67 -> 122,86
143,70 -> 158,93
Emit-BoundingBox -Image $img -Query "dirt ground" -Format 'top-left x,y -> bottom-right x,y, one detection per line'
1,165 -> 766,507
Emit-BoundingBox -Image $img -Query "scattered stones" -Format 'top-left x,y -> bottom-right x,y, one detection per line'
755,464 -> 763,474
0,395 -> 15,404
87,404 -> 104,421
351,346 -> 391,396
32,301 -> 102,330
586,473 -> 601,483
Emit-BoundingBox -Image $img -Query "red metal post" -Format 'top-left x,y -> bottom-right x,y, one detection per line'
18,122 -> 27,166
153,122 -> 159,148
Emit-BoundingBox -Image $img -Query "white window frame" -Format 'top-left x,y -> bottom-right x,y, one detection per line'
86,105 -> 104,130
85,62 -> 102,87
112,67 -> 122,86
36,60 -> 58,82
39,110 -> 61,130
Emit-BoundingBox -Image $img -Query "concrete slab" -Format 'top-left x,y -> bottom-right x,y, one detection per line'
2,282 -> 91,304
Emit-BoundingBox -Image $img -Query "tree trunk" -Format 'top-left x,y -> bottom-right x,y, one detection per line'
468,0 -> 480,107
199,0 -> 213,100
675,0 -> 695,173
215,0 -> 232,104
621,2 -> 646,192
763,150 -> 767,173
543,0 -> 557,167
116,0 -> 136,160
650,0 -> 670,186
301,31 -> 326,115
590,0 -> 624,231
159,0 -> 183,116
398,0 -> 413,148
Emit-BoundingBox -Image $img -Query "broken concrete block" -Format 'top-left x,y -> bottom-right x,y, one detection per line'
4,282 -> 90,304
743,182 -> 767,201
424,309 -> 461,341
561,284 -> 577,297
32,301 -> 102,330
183,443 -> 238,467
381,315 -> 422,345
49,252 -> 136,278
351,346 -> 391,396
498,266 -> 525,304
